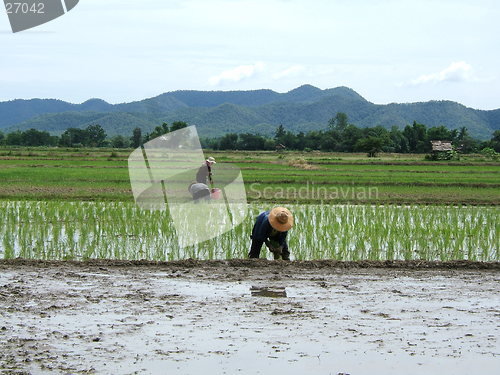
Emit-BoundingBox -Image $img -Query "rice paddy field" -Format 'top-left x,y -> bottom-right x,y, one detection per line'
0,201 -> 498,261
1,146 -> 499,375
0,147 -> 499,262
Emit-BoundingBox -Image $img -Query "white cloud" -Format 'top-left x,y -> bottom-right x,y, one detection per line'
208,62 -> 265,86
273,65 -> 305,80
410,61 -> 474,85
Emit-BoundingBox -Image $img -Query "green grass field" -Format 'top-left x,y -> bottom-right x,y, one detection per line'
0,147 -> 499,205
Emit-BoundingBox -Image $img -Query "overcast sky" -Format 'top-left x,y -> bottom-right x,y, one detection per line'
0,0 -> 499,109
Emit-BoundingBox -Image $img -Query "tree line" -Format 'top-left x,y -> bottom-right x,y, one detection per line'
0,114 -> 499,155
0,121 -> 189,149
203,113 -> 500,155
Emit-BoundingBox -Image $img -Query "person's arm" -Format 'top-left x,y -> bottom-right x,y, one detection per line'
208,165 -> 213,184
251,212 -> 270,241
277,231 -> 288,247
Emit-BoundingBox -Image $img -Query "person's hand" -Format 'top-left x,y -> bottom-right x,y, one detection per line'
270,245 -> 283,260
266,242 -> 283,255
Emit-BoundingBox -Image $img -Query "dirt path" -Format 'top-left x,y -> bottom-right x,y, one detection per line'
0,260 -> 499,374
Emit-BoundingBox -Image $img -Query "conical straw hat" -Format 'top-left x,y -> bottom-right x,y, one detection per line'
268,207 -> 294,232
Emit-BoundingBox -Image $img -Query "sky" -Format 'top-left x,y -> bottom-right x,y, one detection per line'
0,0 -> 499,109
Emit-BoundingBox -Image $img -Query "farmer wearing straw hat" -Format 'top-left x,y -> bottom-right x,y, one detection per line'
249,207 -> 294,260
196,156 -> 216,185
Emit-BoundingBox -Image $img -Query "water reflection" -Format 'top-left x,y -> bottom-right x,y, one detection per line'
250,286 -> 287,298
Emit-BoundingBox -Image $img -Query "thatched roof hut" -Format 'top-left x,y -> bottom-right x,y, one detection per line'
431,140 -> 453,152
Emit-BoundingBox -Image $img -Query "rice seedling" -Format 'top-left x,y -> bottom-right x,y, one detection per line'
0,201 -> 498,262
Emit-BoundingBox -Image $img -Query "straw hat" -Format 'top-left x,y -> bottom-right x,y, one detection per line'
206,157 -> 216,164
268,207 -> 294,232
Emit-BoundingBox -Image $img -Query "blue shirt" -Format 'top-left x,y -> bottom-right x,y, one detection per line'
251,211 -> 288,246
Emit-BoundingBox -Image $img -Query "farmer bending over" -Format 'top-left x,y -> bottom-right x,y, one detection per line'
249,207 -> 294,260
188,182 -> 211,202
196,157 -> 216,185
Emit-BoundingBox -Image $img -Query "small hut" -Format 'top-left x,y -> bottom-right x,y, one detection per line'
430,140 -> 454,160
275,143 -> 286,152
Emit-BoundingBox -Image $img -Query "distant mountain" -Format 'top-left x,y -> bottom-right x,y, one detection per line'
1,85 -> 498,139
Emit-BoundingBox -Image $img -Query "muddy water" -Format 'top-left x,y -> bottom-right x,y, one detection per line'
0,261 -> 498,374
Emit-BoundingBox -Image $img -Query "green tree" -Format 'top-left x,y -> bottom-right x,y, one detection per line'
320,132 -> 338,151
274,124 -> 286,142
303,130 -> 324,151
389,126 -> 409,153
427,126 -> 452,141
130,127 -> 142,148
148,122 -> 170,140
459,135 -> 479,153
59,128 -> 89,147
328,112 -> 349,132
355,136 -> 384,157
110,135 -> 129,148
170,121 -> 188,132
403,121 -> 428,152
296,132 -> 306,151
5,131 -> 23,146
458,127 -> 469,141
219,133 -> 238,150
488,130 -> 500,152
86,124 -> 107,147
21,128 -> 55,146
340,125 -> 363,152
237,133 -> 266,150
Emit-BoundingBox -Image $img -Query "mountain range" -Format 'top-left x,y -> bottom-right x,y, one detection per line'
0,85 -> 498,140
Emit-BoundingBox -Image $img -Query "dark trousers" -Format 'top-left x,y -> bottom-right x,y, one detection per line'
249,239 -> 290,260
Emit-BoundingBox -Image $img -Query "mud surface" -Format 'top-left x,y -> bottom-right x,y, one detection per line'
0,260 -> 499,374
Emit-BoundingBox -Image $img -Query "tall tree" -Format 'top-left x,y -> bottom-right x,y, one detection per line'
328,112 -> 349,132
5,131 -> 23,146
489,130 -> 500,152
59,128 -> 88,147
274,124 -> 285,141
355,136 -> 384,157
148,122 -> 170,140
131,127 -> 142,148
219,133 -> 239,150
86,124 -> 107,147
21,128 -> 54,146
427,126 -> 452,141
170,121 -> 188,132
110,135 -> 129,148
458,127 -> 469,141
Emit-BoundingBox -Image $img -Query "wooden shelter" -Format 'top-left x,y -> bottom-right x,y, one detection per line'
431,140 -> 453,152
275,143 -> 286,152
430,140 -> 454,160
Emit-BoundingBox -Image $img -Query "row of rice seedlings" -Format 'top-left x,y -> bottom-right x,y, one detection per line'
0,201 -> 498,261
287,205 -> 498,261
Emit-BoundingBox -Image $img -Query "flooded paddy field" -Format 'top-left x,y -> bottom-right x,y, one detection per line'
1,202 -> 498,262
0,260 -> 498,374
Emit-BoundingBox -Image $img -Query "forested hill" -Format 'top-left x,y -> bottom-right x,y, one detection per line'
1,85 -> 498,139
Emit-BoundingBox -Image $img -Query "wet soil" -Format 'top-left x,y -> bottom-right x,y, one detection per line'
0,260 -> 499,374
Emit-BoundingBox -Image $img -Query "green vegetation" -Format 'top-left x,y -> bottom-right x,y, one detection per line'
0,148 -> 498,205
2,116 -> 499,157
0,201 -> 497,261
206,117 -> 498,154
0,146 -> 498,261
